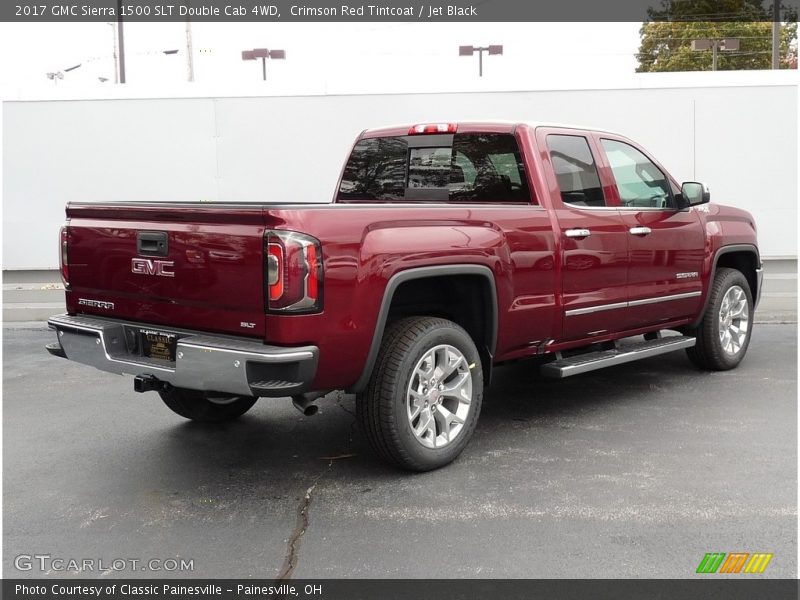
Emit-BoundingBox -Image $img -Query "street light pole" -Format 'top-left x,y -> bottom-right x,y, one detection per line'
106,22 -> 118,84
691,38 -> 739,71
772,0 -> 781,69
712,41 -> 718,71
459,45 -> 503,77
186,19 -> 195,81
241,48 -> 286,81
116,0 -> 126,83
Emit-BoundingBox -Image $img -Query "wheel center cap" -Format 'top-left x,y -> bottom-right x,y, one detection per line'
429,390 -> 441,404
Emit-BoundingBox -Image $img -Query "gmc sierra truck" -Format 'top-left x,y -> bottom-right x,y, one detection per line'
47,121 -> 762,471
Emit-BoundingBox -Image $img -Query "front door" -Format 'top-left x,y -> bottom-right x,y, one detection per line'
595,136 -> 705,329
540,131 -> 629,341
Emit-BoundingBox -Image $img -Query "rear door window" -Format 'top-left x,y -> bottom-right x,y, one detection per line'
546,134 -> 606,207
337,132 -> 532,204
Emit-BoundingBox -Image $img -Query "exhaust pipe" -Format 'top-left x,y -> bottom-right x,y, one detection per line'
291,391 -> 327,416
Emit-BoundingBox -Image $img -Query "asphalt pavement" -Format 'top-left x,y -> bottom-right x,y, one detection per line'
2,324 -> 796,578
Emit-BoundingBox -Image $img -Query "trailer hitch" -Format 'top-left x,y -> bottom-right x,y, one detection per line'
133,374 -> 170,393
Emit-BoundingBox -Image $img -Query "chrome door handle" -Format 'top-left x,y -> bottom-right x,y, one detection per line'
564,228 -> 591,239
629,226 -> 652,236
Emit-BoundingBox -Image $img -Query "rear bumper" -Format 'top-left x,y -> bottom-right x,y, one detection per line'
47,314 -> 318,398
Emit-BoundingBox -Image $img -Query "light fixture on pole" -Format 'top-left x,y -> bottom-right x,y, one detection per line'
691,38 -> 740,71
241,48 -> 286,81
459,44 -> 503,77
46,63 -> 81,85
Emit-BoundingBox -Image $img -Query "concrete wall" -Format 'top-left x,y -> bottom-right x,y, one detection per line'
3,75 -> 797,269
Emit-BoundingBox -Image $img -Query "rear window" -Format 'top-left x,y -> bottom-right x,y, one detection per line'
337,133 -> 532,203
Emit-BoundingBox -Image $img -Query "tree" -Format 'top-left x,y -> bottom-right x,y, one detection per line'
637,0 -> 798,72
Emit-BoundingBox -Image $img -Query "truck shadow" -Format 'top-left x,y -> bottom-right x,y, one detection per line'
143,349 -> 714,480
479,350 -> 704,421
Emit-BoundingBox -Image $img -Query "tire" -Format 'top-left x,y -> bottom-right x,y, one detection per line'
159,387 -> 257,423
685,267 -> 753,371
357,317 -> 484,471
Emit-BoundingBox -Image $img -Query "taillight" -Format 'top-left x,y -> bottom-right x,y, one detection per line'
59,225 -> 70,290
408,123 -> 458,135
265,230 -> 323,313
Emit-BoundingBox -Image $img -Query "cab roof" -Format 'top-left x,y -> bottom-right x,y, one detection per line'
361,120 -> 619,138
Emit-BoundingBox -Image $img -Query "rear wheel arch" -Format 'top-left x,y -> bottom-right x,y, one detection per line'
349,265 -> 498,393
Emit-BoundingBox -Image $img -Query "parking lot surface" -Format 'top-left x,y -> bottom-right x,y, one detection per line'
3,324 -> 796,578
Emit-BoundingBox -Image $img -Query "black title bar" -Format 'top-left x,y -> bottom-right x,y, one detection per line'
3,0 -> 798,22
3,579 -> 800,600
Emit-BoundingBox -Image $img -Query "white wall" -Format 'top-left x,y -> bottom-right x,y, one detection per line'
3,75 -> 797,269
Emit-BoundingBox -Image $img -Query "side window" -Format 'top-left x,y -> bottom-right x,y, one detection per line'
546,135 -> 606,207
601,139 -> 673,209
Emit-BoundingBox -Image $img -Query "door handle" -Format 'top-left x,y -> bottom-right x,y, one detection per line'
564,228 -> 591,239
629,226 -> 652,236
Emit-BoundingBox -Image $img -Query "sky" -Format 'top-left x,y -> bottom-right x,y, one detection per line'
0,22 -> 643,95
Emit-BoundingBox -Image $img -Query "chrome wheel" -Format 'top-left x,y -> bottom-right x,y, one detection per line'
406,344 -> 473,449
718,285 -> 749,355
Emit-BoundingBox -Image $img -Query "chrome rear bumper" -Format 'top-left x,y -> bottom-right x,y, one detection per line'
47,314 -> 318,398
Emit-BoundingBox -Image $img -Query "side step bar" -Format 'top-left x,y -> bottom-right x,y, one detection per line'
540,335 -> 696,379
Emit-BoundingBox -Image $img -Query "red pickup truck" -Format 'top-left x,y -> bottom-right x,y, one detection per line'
47,121 -> 762,470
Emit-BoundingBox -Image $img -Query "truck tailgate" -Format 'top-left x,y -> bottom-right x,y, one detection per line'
64,203 -> 267,337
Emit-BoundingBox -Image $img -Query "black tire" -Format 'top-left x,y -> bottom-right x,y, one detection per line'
685,267 -> 754,371
357,317 -> 484,471
159,387 -> 257,423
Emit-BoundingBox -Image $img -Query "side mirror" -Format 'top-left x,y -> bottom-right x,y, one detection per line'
680,182 -> 710,206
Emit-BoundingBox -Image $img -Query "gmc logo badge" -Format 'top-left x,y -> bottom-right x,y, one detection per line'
132,258 -> 175,277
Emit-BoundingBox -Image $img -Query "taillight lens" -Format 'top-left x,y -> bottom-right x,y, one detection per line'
265,230 -> 323,313
59,226 -> 70,290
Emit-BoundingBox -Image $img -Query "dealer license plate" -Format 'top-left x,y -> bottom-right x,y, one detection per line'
140,329 -> 177,362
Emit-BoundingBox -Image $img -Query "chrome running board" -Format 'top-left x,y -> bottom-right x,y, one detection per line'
540,335 -> 696,379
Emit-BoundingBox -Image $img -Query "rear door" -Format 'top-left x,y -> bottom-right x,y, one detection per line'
594,135 -> 705,329
65,203 -> 267,337
537,129 -> 629,341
